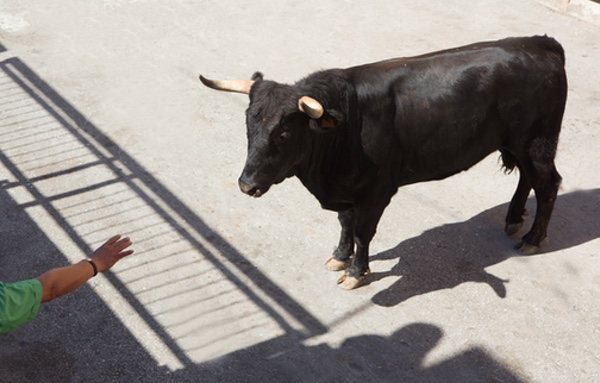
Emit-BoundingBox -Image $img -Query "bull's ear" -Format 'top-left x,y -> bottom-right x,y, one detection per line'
308,109 -> 345,132
298,95 -> 344,131
251,72 -> 264,81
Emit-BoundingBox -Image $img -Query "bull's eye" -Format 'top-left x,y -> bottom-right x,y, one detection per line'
275,131 -> 289,145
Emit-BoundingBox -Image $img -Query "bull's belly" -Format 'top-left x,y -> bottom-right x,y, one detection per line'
393,138 -> 501,186
390,110 -> 506,183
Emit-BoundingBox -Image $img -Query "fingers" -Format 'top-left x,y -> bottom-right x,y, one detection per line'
114,236 -> 132,252
103,234 -> 121,247
90,235 -> 134,273
119,249 -> 134,258
102,235 -> 132,251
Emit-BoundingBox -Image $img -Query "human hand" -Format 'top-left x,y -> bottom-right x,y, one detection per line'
90,235 -> 134,272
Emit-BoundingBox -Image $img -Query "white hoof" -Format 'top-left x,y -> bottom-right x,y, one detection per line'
325,257 -> 349,271
505,222 -> 523,236
337,271 -> 368,290
516,242 -> 540,255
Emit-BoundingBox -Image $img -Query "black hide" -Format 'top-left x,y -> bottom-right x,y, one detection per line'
215,36 -> 567,283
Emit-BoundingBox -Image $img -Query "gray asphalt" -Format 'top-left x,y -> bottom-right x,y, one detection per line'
0,1 -> 599,382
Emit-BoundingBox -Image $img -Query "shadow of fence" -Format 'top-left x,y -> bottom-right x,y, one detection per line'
0,54 -> 325,368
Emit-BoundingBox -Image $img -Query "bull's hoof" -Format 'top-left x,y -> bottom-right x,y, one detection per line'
505,222 -> 523,236
515,241 -> 540,255
325,257 -> 349,271
337,271 -> 369,290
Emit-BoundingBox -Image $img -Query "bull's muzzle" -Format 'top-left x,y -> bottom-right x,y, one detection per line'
238,178 -> 263,197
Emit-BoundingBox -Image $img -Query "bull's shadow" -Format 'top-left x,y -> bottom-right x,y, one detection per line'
370,188 -> 600,307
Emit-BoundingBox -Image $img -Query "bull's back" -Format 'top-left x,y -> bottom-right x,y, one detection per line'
351,36 -> 566,185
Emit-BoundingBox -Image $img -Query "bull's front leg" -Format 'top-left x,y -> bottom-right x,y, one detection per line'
337,194 -> 391,290
325,209 -> 355,271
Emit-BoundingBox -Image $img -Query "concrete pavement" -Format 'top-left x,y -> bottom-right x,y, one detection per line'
0,1 -> 599,382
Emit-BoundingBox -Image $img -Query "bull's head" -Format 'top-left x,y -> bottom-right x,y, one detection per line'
200,72 -> 338,197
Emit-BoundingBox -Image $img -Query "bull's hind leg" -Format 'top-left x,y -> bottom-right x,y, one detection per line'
505,170 -> 532,236
326,210 -> 355,271
516,138 -> 562,254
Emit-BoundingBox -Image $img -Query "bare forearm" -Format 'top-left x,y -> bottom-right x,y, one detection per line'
37,261 -> 95,303
35,235 -> 132,304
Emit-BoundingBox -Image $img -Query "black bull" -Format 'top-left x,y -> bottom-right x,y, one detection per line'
201,36 -> 567,289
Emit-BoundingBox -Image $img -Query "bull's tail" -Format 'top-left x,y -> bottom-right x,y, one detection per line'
500,149 -> 518,174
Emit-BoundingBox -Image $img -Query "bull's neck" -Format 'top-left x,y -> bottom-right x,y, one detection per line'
291,69 -> 368,208
294,122 -> 365,209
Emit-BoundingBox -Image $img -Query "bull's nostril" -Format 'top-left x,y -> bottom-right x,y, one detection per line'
238,179 -> 256,195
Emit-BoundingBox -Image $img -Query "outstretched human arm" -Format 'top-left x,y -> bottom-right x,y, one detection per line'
37,235 -> 133,303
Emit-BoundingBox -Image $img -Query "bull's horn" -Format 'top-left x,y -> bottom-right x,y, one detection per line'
199,75 -> 254,94
298,96 -> 324,119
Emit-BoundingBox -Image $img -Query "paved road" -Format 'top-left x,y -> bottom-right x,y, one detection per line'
0,1 -> 599,382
